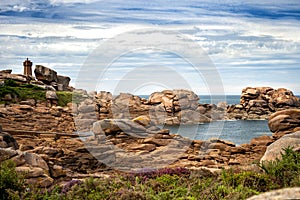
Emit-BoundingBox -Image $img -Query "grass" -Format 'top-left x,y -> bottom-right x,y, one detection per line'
56,91 -> 86,107
0,79 -> 85,106
0,79 -> 46,103
1,147 -> 300,200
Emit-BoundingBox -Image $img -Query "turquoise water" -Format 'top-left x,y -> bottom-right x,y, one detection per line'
165,120 -> 272,146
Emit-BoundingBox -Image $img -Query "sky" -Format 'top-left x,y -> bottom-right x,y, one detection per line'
0,0 -> 299,95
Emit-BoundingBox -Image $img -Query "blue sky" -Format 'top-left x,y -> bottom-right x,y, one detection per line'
0,0 -> 299,95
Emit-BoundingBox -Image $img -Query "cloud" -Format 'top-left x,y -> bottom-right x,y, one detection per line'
0,0 -> 300,94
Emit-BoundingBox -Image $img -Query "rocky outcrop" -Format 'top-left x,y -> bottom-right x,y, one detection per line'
1,65 -> 71,92
268,109 -> 300,136
0,132 -> 54,187
246,187 -> 300,200
260,109 -> 300,163
0,73 -> 31,84
0,131 -> 19,149
0,103 -> 75,133
57,75 -> 71,91
0,69 -> 12,74
34,65 -> 58,84
93,89 -> 224,127
227,87 -> 300,119
72,118 -> 271,170
34,65 -> 71,91
260,131 -> 300,162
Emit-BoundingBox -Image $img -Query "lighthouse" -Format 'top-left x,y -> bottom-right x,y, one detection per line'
23,58 -> 32,76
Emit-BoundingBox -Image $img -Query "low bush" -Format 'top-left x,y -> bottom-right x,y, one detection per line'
0,160 -> 24,200
2,145 -> 300,199
259,146 -> 300,187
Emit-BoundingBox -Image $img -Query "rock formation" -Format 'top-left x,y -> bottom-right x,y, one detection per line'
34,65 -> 71,91
70,89 -> 227,134
227,87 -> 300,119
268,109 -> 300,136
34,65 -> 58,84
260,109 -> 300,163
1,62 -> 71,92
260,131 -> 300,162
0,130 -> 54,187
246,187 -> 300,200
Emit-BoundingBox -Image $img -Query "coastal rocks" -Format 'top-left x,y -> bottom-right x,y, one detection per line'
0,69 -> 12,74
0,132 -> 19,149
246,187 -> 300,200
95,91 -> 112,119
260,109 -> 300,163
147,89 -> 217,124
57,75 -> 71,91
34,65 -> 58,84
0,135 -> 54,187
0,73 -> 30,84
227,87 -> 300,120
84,89 -> 216,126
111,93 -> 149,119
260,131 -> 300,162
268,109 -> 300,135
93,119 -> 152,138
0,103 -> 75,133
34,65 -> 71,91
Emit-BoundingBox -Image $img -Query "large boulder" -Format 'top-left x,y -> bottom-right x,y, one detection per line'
93,119 -> 149,138
260,131 -> 300,162
268,109 -> 300,134
46,91 -> 58,100
0,132 -> 19,149
246,187 -> 300,200
57,75 -> 71,91
34,65 -> 58,84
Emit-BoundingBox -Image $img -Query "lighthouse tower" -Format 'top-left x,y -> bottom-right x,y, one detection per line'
23,58 -> 32,76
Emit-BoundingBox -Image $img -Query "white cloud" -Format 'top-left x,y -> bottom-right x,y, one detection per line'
0,0 -> 300,94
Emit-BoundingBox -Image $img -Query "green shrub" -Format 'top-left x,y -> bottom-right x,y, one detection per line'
56,91 -> 86,107
0,160 -> 24,200
0,84 -> 46,103
221,170 -> 274,192
56,92 -> 73,107
259,146 -> 300,187
4,79 -> 19,87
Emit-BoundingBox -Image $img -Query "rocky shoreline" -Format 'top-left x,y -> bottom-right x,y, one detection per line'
1,66 -> 300,191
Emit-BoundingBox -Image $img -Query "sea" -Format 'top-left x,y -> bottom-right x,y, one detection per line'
138,95 -> 272,145
164,120 -> 272,146
139,95 -> 241,105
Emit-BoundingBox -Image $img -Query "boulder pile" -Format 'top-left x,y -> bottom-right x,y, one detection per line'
227,87 -> 300,119
0,129 -> 54,187
260,109 -> 300,163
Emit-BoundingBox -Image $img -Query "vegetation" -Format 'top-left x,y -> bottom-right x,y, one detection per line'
0,160 -> 24,200
0,79 -> 46,104
56,91 -> 86,107
1,147 -> 300,200
259,146 -> 300,187
0,79 -> 84,106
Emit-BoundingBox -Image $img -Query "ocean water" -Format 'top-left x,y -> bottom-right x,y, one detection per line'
199,95 -> 240,105
136,94 -> 300,145
139,95 -> 241,105
165,120 -> 272,146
